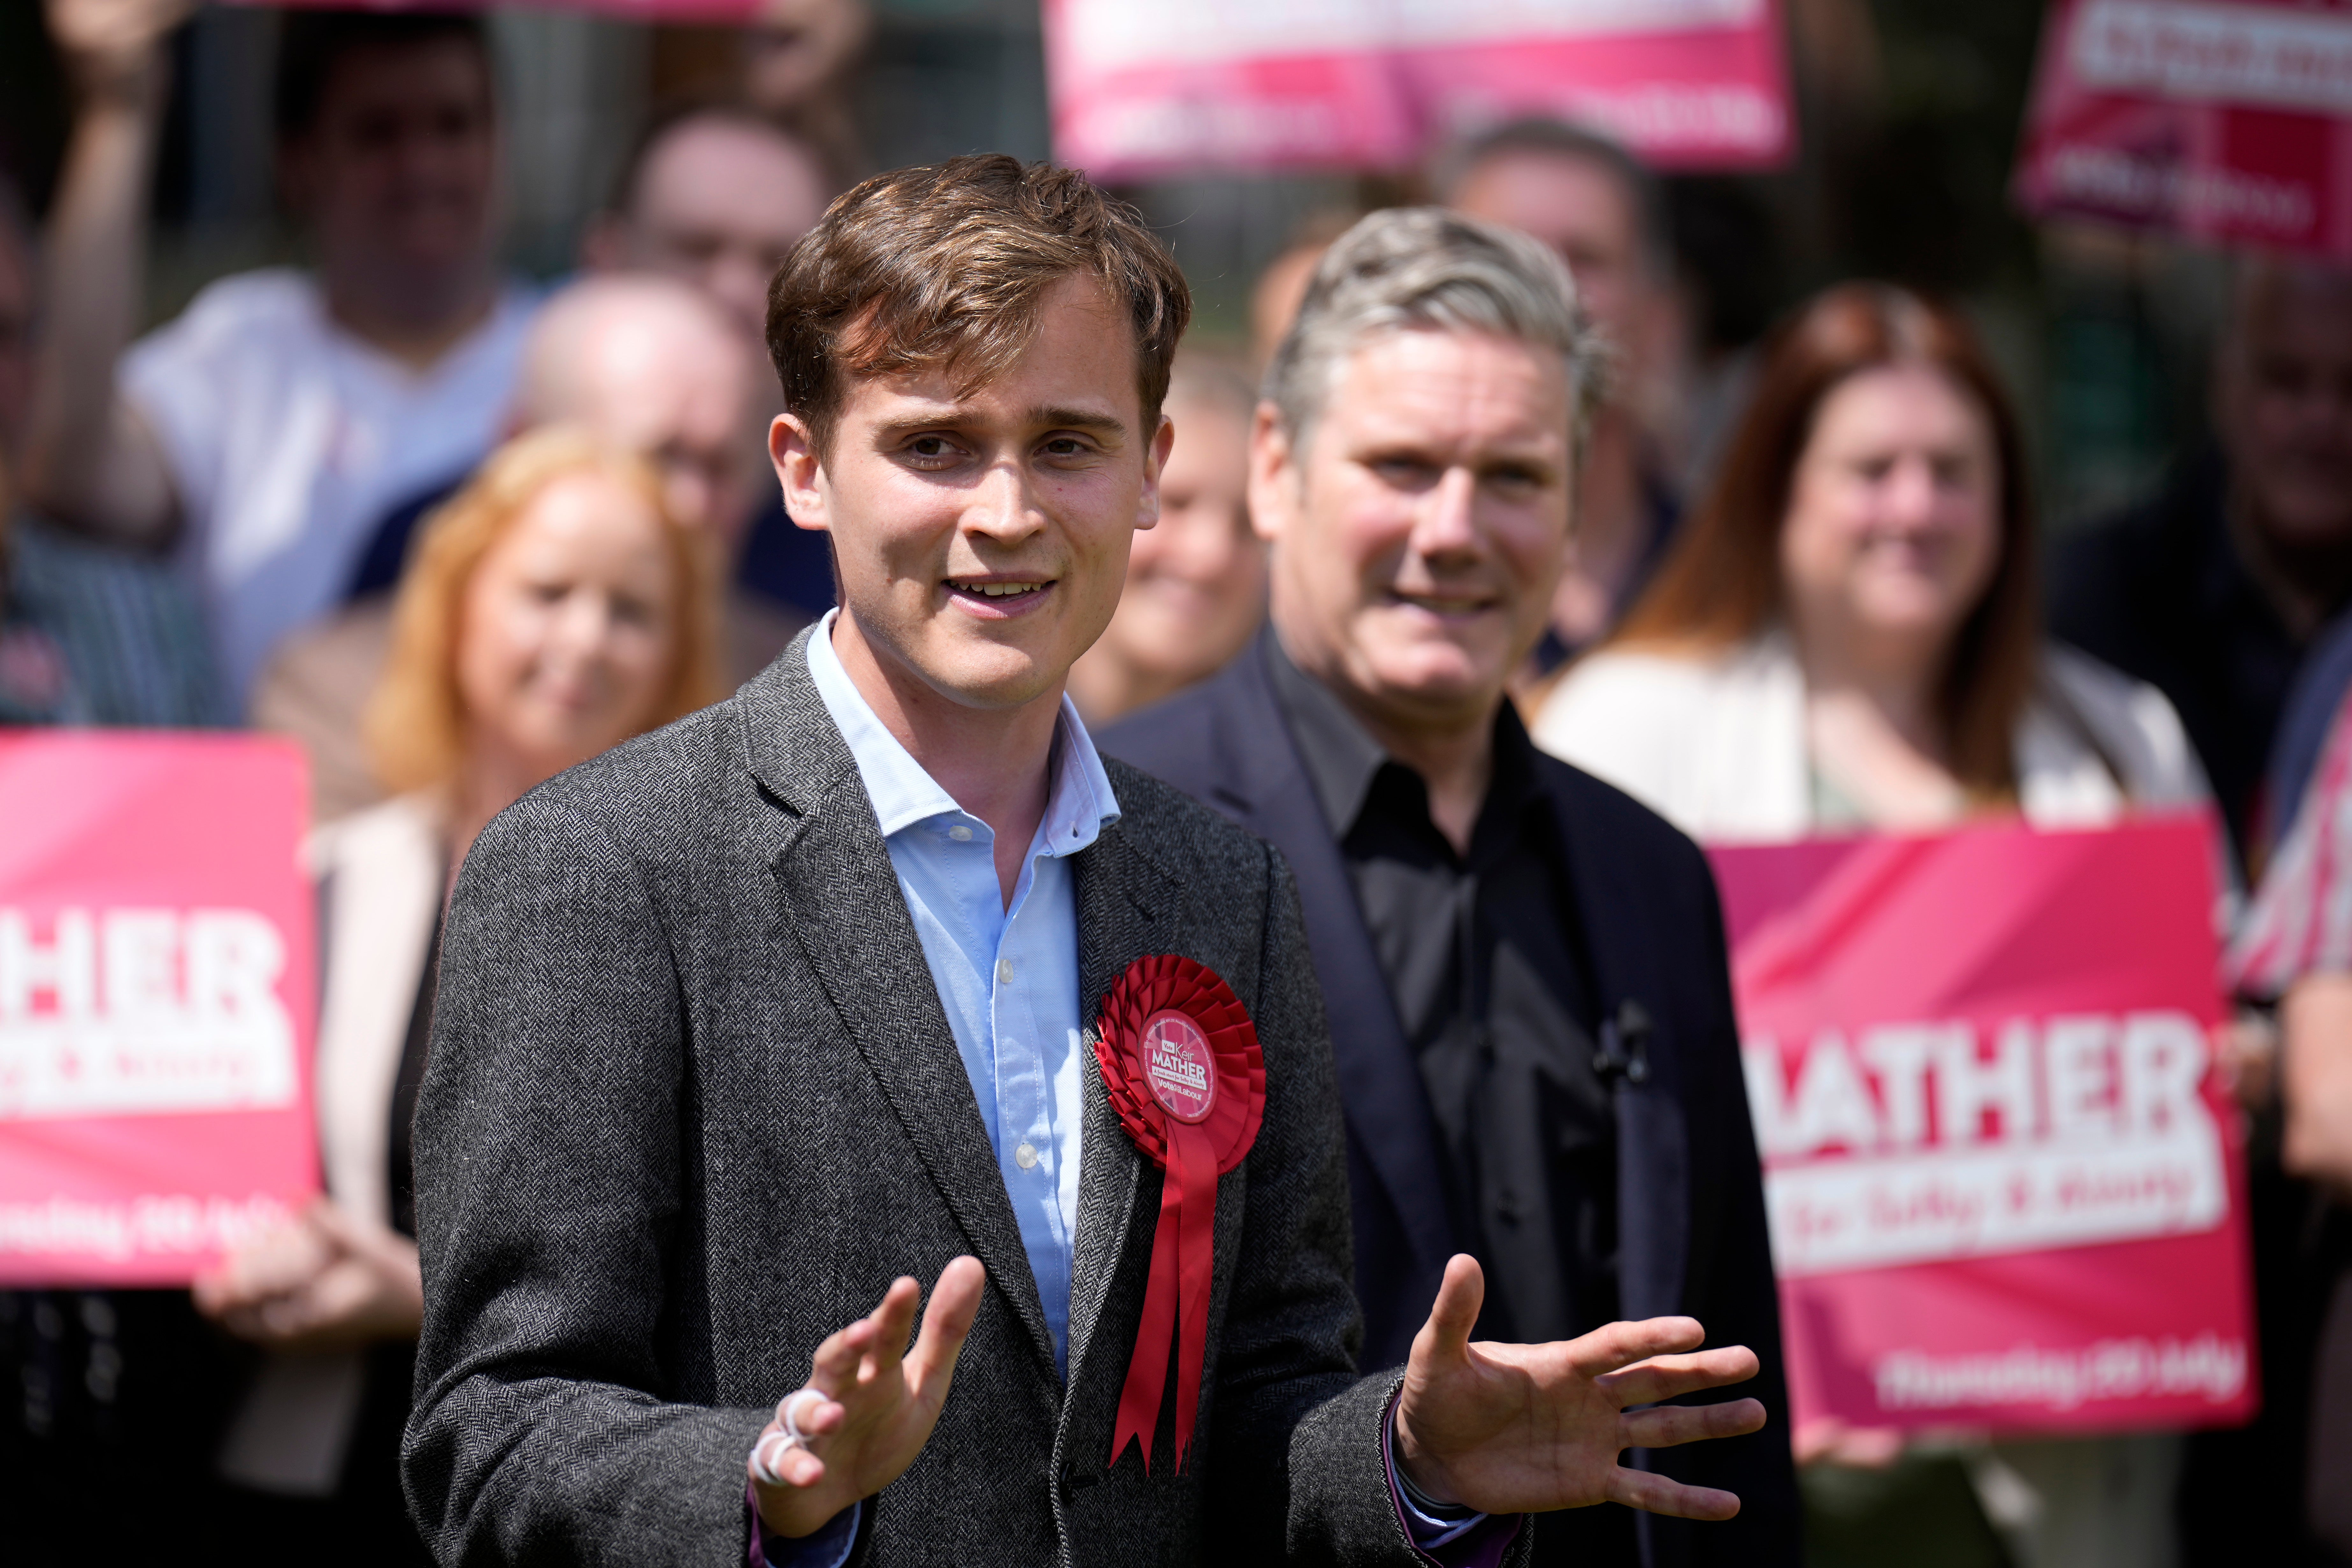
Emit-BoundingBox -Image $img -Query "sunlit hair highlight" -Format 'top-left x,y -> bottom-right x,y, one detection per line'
1263,207 -> 1603,459
363,424 -> 723,794
764,154 -> 1192,457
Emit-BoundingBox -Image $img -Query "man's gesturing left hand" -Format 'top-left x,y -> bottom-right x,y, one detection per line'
748,1256 -> 986,1538
1394,1255 -> 1768,1519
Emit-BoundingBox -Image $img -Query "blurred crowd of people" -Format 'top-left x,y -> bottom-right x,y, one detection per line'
4,2 -> 2352,1566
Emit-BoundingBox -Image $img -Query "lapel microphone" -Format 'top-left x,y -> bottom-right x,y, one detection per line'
1593,999 -> 1653,1087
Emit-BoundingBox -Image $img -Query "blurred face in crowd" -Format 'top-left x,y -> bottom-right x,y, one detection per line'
2216,263 -> 2352,550
741,0 -> 870,114
1257,326 -> 1574,731
1074,387 -> 1264,713
457,469 -> 682,783
0,221 -> 31,451
521,281 -> 757,550
1778,363 -> 2002,662
773,273 -> 1172,711
1451,150 -> 1658,386
588,116 -> 830,346
281,38 -> 499,295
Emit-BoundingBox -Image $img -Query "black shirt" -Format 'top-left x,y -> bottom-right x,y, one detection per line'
1265,640 -> 1619,1347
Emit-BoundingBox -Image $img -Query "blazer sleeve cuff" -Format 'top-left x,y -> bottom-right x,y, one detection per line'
746,1486 -> 860,1568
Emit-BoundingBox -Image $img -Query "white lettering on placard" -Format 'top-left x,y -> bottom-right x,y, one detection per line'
1873,1334 -> 2247,1413
1064,0 -> 1766,77
0,1192 -> 294,1262
2071,0 -> 2352,116
1745,1012 -> 2226,1275
0,908 -> 297,1120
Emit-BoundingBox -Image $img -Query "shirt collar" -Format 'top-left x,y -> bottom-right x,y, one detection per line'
1264,631 -> 1389,836
805,609 -> 1120,856
1263,626 -> 1547,839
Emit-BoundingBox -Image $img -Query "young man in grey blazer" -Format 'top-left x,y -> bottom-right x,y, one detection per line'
402,155 -> 1769,1568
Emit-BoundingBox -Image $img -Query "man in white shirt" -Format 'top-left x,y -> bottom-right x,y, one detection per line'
22,1 -> 533,707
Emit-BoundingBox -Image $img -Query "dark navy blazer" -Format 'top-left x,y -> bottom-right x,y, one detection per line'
1101,637 -> 1801,1568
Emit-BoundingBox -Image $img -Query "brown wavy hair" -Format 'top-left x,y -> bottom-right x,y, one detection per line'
363,425 -> 724,794
766,154 -> 1191,457
1612,283 -> 2038,798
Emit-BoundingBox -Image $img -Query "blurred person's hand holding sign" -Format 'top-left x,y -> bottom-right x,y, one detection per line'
193,1195 -> 423,1352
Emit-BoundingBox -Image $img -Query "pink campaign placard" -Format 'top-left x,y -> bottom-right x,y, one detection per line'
2015,0 -> 2352,263
0,730 -> 318,1286
1045,0 -> 1794,181
1707,814 -> 2258,1436
218,0 -> 768,18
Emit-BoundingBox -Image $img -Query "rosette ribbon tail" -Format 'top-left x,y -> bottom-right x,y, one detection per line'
1111,1152 -> 1183,1471
1169,1119 -> 1220,1469
1110,1119 -> 1221,1472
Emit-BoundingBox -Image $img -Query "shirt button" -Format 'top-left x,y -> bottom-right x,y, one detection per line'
1014,1142 -> 1039,1170
996,958 -> 1014,985
949,825 -> 973,842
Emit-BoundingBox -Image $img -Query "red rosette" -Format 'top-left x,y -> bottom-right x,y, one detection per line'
1092,954 -> 1265,1473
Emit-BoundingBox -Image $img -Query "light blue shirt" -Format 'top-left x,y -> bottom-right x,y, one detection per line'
806,612 -> 1117,1373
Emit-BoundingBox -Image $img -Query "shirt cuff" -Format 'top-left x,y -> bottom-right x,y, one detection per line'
746,1485 -> 859,1568
1382,1387 -> 1526,1568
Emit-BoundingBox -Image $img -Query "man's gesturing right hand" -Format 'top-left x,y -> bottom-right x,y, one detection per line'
1394,1255 -> 1768,1520
748,1255 -> 986,1538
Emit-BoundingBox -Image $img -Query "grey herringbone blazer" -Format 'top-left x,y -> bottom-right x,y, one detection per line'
403,629 -> 1476,1567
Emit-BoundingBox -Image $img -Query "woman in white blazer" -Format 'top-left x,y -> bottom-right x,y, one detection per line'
1533,285 -> 2208,1568
191,426 -> 721,1562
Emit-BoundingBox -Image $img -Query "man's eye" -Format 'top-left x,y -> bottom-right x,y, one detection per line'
1373,458 -> 1439,488
1042,437 -> 1090,458
527,581 -> 568,606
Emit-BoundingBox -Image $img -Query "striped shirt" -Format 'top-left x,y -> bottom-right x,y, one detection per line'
2233,683 -> 2352,996
1,514 -> 224,729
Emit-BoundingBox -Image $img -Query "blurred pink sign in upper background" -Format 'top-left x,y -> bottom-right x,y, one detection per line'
2017,0 -> 2352,261
220,0 -> 770,18
1044,0 -> 1796,179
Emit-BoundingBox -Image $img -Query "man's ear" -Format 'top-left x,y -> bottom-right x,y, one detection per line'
1135,412 -> 1176,531
1246,401 -> 1294,546
770,413 -> 830,532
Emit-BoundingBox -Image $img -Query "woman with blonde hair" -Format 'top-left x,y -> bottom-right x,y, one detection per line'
189,425 -> 720,1562
1533,284 -> 2210,1568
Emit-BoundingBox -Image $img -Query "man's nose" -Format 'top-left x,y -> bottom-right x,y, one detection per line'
966,459 -> 1045,543
1409,467 -> 1482,560
667,470 -> 715,533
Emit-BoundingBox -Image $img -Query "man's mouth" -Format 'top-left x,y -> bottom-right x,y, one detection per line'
947,578 -> 1052,600
1388,590 -> 1495,616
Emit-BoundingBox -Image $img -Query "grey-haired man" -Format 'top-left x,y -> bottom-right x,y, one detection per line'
1104,208 -> 1800,1567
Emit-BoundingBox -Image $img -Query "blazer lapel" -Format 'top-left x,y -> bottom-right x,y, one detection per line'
1548,790 -> 1691,1321
1209,642 -> 1457,1289
1064,817 -> 1198,1388
746,634 -> 1058,1377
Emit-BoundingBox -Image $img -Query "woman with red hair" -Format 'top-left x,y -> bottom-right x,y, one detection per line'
1534,284 -> 2210,1567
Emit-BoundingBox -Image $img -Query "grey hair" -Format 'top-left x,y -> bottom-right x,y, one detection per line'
1262,206 -> 1604,460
